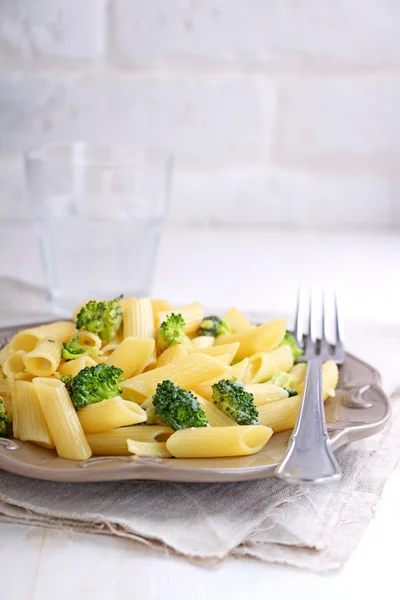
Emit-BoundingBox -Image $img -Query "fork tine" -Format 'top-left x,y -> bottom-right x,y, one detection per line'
332,291 -> 345,365
333,291 -> 344,344
309,288 -> 318,344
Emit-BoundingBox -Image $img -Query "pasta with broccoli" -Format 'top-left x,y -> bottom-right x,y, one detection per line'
0,297 -> 339,462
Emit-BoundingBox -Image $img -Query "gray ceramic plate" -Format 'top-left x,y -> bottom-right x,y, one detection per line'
0,321 -> 391,483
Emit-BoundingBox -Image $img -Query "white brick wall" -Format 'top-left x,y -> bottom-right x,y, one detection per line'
0,0 -> 399,227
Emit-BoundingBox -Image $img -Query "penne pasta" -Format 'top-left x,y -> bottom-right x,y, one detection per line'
78,397 -> 147,433
214,319 -> 287,360
155,302 -> 204,335
123,297 -> 155,339
0,343 -> 11,365
58,356 -> 98,377
140,396 -> 165,425
13,380 -> 54,448
257,361 -> 339,432
166,425 -> 273,458
230,358 -> 249,380
191,336 -> 215,349
23,337 -> 63,377
105,337 -> 155,378
243,345 -> 294,384
123,297 -> 156,368
188,342 -> 240,364
86,425 -> 173,455
2,350 -> 26,379
244,383 -> 289,406
10,321 -> 75,352
0,380 -> 11,399
195,394 -> 238,427
157,344 -> 188,368
100,336 -> 122,356
121,354 -> 230,403
151,299 -> 173,315
32,378 -> 92,460
127,439 -> 172,458
72,330 -> 103,350
223,307 -> 254,334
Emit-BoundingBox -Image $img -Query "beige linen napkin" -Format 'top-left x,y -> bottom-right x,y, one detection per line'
1,284 -> 400,571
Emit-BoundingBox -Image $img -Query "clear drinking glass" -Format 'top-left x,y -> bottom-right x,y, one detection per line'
25,143 -> 172,315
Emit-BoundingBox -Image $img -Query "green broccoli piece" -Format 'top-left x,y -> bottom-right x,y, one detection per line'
157,313 -> 191,352
198,315 -> 231,338
63,364 -> 124,411
0,396 -> 12,438
280,331 -> 303,362
268,371 -> 298,397
61,336 -> 100,361
152,380 -> 208,430
211,379 -> 258,425
76,298 -> 122,341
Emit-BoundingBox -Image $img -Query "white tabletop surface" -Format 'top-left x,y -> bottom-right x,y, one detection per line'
1,229 -> 400,600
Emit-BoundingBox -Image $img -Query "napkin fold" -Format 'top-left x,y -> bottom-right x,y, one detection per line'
1,390 -> 399,572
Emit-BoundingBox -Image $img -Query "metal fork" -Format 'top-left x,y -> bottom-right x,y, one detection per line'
274,289 -> 345,484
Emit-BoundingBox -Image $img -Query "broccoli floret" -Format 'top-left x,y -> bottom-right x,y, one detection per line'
61,336 -> 100,361
152,380 -> 208,430
268,371 -> 298,397
0,396 -> 11,438
157,313 -> 191,352
280,331 -> 303,362
198,316 -> 231,338
76,298 -> 122,341
211,379 -> 258,425
64,364 -> 124,411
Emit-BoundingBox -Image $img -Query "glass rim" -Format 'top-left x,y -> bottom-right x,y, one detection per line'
24,142 -> 173,168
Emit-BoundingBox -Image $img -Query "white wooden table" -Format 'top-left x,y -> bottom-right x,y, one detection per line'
1,229 -> 400,600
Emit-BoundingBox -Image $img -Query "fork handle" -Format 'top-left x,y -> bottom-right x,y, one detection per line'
274,359 -> 342,484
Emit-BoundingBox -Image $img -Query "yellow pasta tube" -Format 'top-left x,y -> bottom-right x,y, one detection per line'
166,425 -> 273,458
155,302 -> 204,335
0,380 -> 11,399
14,380 -> 54,448
230,358 -> 249,380
123,297 -> 156,368
258,361 -> 339,432
23,337 -> 63,377
191,336 -> 215,349
2,350 -> 26,378
188,342 -> 240,364
58,356 -> 98,377
78,397 -> 147,433
195,394 -> 238,427
151,299 -> 173,314
224,307 -> 254,333
127,439 -> 172,458
140,397 -> 165,425
123,297 -> 155,339
11,321 -> 75,352
157,344 -> 188,368
72,330 -> 102,350
105,337 -> 155,378
290,362 -> 308,394
244,383 -> 289,406
243,345 -> 294,384
0,343 -> 11,365
86,425 -> 173,455
214,319 -> 287,360
99,336 -> 122,356
121,354 -> 230,403
32,378 -> 92,460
